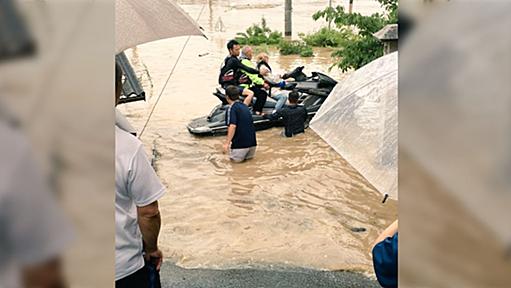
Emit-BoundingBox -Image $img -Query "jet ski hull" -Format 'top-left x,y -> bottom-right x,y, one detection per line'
187,94 -> 323,136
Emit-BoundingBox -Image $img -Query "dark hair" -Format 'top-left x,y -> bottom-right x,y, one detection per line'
227,39 -> 239,51
115,61 -> 123,105
289,90 -> 299,103
225,85 -> 240,101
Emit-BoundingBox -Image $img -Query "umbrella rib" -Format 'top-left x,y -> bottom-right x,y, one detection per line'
138,2 -> 206,139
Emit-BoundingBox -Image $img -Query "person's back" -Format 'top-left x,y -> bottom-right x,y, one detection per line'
265,91 -> 308,137
223,86 -> 257,162
219,55 -> 241,87
239,53 -> 264,88
226,101 -> 257,149
278,104 -> 308,137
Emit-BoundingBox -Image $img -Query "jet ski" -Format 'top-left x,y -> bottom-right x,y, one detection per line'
187,66 -> 337,136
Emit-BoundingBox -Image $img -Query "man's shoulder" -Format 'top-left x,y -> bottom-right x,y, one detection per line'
291,105 -> 306,112
234,102 -> 251,113
115,126 -> 143,157
231,103 -> 253,119
226,56 -> 238,63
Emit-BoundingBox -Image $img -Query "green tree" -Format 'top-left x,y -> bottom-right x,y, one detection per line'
235,17 -> 283,46
313,0 -> 397,71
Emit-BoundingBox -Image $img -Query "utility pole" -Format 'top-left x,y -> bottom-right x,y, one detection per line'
349,0 -> 353,14
285,0 -> 292,37
328,0 -> 332,30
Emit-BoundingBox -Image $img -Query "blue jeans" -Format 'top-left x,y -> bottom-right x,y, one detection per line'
271,93 -> 287,112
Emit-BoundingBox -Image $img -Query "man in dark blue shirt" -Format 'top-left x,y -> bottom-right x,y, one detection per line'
222,85 -> 257,162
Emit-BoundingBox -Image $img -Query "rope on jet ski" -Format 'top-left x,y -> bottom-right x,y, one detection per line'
139,3 -> 207,139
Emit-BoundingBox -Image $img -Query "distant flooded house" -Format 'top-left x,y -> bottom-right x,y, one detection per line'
374,24 -> 398,55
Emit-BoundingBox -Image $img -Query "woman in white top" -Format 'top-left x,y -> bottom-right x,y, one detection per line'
256,53 -> 288,113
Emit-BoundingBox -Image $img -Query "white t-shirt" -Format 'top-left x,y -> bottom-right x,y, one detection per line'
0,121 -> 72,287
115,126 -> 166,281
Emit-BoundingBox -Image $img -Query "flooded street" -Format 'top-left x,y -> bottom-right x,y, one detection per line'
119,0 -> 397,273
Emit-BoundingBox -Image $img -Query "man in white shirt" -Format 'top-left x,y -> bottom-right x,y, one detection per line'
115,63 -> 166,287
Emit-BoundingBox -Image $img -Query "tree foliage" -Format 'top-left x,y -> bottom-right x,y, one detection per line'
235,17 -> 313,58
299,27 -> 349,48
235,18 -> 283,46
279,40 -> 313,57
311,0 -> 398,71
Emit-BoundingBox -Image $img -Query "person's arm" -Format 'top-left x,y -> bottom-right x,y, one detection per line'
247,71 -> 265,86
264,109 -> 282,120
137,201 -> 162,270
373,220 -> 398,247
128,143 -> 166,270
259,66 -> 271,77
240,59 -> 265,86
235,58 -> 260,75
224,124 -> 236,153
22,258 -> 66,288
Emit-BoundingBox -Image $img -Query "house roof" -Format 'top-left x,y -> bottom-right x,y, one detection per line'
374,24 -> 398,41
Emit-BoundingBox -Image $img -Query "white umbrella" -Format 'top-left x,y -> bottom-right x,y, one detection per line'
310,52 -> 398,201
115,0 -> 205,53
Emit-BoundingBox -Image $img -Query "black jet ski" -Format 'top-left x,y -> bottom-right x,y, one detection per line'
187,66 -> 337,136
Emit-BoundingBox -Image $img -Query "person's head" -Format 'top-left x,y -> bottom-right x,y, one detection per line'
226,39 -> 240,57
256,52 -> 269,64
115,61 -> 123,106
288,90 -> 299,104
241,46 -> 253,59
225,85 -> 240,103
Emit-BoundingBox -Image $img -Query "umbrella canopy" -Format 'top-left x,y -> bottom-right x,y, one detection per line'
400,2 -> 511,247
115,0 -> 205,53
310,52 -> 398,200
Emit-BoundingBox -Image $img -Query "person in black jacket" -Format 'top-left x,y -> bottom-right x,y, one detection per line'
264,90 -> 308,137
219,39 -> 261,107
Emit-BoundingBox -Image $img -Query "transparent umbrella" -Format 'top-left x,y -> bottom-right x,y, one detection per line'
310,52 -> 398,201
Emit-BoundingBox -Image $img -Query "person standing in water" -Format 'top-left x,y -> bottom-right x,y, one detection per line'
223,85 -> 257,162
264,90 -> 308,137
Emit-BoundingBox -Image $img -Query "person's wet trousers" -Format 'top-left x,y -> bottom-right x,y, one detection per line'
250,85 -> 268,113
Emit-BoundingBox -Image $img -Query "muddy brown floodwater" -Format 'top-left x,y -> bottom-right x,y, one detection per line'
119,0 -> 397,274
